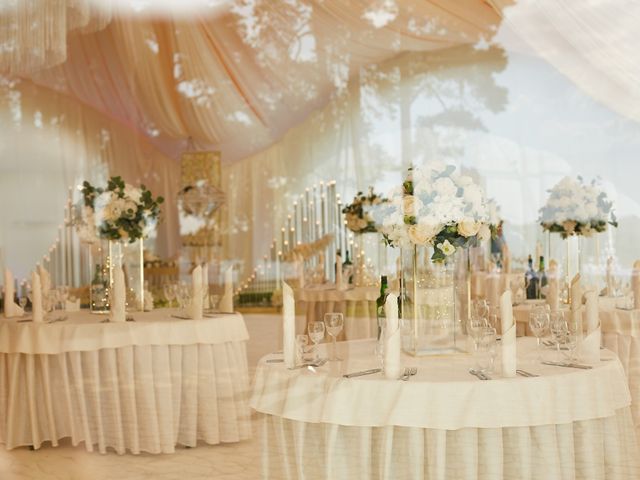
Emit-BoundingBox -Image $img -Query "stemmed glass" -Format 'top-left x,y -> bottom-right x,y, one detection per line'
468,315 -> 487,351
308,321 -> 325,362
549,311 -> 568,361
209,294 -> 220,312
529,308 -> 549,361
324,313 -> 344,361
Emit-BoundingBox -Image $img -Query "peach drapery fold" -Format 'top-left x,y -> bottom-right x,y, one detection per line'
27,0 -> 506,164
0,0 -> 111,75
0,79 -> 181,258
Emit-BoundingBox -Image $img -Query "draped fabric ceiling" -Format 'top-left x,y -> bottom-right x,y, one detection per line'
3,0 -> 635,271
1,0 -> 506,262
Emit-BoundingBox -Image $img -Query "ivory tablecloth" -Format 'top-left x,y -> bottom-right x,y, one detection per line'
252,338 -> 639,479
0,309 -> 251,454
297,285 -> 378,340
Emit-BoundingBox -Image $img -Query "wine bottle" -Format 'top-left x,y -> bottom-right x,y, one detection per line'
376,275 -> 389,342
525,255 -> 539,299
538,256 -> 547,298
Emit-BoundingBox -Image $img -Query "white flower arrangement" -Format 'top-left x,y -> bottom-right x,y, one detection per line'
342,187 -> 388,233
77,176 -> 163,244
539,176 -> 617,238
379,162 -> 490,262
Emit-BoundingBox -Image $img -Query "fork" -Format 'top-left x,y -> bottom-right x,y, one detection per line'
400,367 -> 417,381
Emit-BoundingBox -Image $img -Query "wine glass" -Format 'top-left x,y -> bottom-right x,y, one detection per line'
468,315 -> 487,348
529,309 -> 549,361
564,319 -> 579,362
549,311 -> 567,361
324,313 -> 344,361
308,321 -> 325,361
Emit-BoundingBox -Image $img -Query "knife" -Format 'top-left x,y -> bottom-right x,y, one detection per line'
343,368 -> 381,378
542,361 -> 592,370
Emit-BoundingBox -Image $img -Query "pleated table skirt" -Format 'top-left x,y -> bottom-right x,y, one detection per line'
258,408 -> 640,480
0,342 -> 251,454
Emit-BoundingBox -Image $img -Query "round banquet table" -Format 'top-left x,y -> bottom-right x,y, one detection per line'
251,338 -> 639,479
297,285 -> 379,340
0,309 -> 251,454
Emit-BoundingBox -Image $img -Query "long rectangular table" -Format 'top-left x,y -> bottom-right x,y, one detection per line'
252,338 -> 639,479
0,309 -> 251,454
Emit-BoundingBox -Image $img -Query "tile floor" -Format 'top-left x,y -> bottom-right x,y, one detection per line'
0,313 -> 287,480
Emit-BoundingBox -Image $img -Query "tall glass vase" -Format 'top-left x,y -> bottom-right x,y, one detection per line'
399,245 -> 464,356
565,235 -> 582,283
88,238 -> 144,313
109,239 -> 145,312
89,240 -> 110,314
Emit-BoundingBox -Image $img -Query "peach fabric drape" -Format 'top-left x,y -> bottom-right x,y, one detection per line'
0,0 -> 111,75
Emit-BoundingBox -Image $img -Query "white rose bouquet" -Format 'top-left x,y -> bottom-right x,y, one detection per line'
539,176 -> 617,238
78,176 -> 164,243
380,162 -> 490,262
342,187 -> 388,234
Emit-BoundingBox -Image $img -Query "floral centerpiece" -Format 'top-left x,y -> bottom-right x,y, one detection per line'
380,162 -> 490,262
539,176 -> 617,238
379,161 -> 490,356
77,176 -> 163,313
342,187 -> 388,233
78,176 -> 164,243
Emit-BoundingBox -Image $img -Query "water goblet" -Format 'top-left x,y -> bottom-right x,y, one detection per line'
549,311 -> 567,361
529,309 -> 549,361
308,321 -> 325,362
324,313 -> 344,361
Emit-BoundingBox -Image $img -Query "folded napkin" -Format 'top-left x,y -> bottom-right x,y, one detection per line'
582,289 -> 600,362
546,262 -> 560,312
190,265 -> 203,320
64,297 -> 81,312
570,274 -> 583,342
487,273 -> 500,312
335,253 -> 343,290
384,293 -> 402,379
3,268 -> 24,318
632,260 -> 640,309
219,266 -> 233,312
38,265 -> 51,297
500,290 -> 516,378
110,265 -> 126,322
31,270 -> 43,323
282,282 -> 296,368
582,327 -> 601,364
202,263 -> 210,309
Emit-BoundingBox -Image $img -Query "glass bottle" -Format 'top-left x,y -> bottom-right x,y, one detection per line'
538,256 -> 547,298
